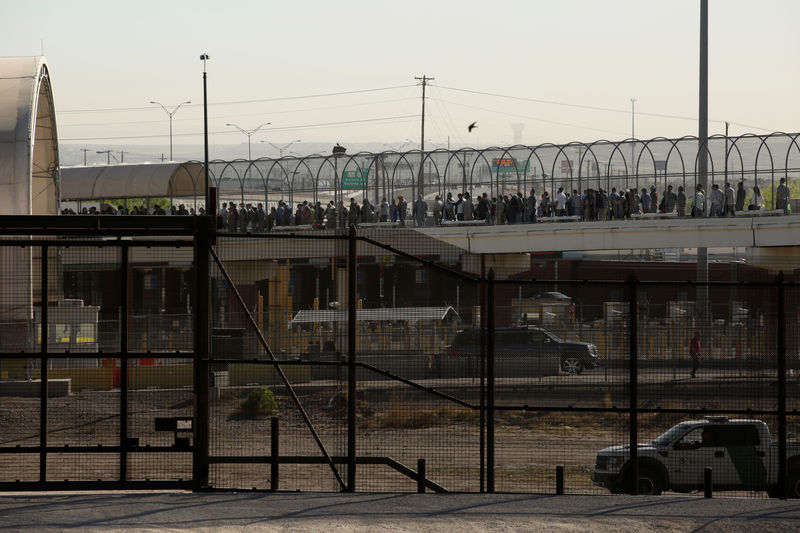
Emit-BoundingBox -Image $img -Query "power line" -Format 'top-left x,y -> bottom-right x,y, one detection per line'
59,84 -> 417,114
59,114 -> 419,142
58,97 -> 419,129
434,84 -> 775,131
430,97 -> 628,138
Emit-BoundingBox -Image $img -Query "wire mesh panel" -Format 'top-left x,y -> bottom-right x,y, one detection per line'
495,411 -> 629,494
208,234 -> 349,491
489,280 -> 629,494
354,367 -> 479,492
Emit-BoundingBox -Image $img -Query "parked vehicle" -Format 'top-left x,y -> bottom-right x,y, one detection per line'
592,417 -> 800,497
432,326 -> 599,377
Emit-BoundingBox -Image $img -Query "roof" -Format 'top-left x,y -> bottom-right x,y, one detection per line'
60,162 -> 207,200
289,306 -> 459,325
0,56 -> 59,215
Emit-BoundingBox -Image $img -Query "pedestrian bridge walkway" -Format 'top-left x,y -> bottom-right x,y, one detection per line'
417,214 -> 800,253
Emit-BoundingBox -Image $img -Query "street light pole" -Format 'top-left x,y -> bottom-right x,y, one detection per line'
150,100 -> 191,161
226,122 -> 271,160
261,139 -> 301,158
630,97 -> 636,189
201,53 -> 210,215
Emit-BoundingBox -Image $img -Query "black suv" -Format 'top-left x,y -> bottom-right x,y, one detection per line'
434,326 -> 599,377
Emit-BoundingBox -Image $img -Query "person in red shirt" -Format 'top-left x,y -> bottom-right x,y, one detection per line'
689,331 -> 701,378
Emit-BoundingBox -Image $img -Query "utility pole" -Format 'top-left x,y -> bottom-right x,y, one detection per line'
415,75 -> 433,199
80,148 -> 90,166
697,0 -> 709,327
96,150 -> 112,165
120,150 -> 127,163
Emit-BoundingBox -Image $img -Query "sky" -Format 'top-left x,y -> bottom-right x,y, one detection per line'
3,0 -> 799,164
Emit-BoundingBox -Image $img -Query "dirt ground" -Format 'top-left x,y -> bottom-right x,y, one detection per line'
0,386 -> 778,498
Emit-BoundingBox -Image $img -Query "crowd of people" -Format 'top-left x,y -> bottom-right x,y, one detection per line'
62,204 -> 204,216
61,178 -> 792,232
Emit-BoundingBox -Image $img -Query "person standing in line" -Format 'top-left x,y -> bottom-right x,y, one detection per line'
776,177 -> 791,213
379,197 -> 389,222
693,184 -> 706,217
412,194 -> 427,226
676,186 -> 687,217
735,181 -> 746,212
609,188 -> 619,219
496,195 -> 506,224
538,191 -> 550,217
571,189 -> 583,219
476,193 -> 489,222
444,192 -> 454,221
724,182 -> 736,216
597,188 -> 609,221
640,188 -> 650,214
462,192 -> 474,220
527,189 -> 538,223
750,185 -> 763,210
663,184 -> 677,213
649,186 -> 658,213
709,184 -> 724,217
397,194 -> 407,226
689,331 -> 701,378
555,187 -> 567,217
583,188 -> 596,221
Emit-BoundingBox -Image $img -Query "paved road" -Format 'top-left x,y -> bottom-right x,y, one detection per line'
0,492 -> 798,532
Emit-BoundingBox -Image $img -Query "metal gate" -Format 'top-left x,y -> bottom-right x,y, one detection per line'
0,216 -> 200,490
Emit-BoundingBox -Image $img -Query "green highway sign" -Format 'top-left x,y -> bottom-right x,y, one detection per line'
342,168 -> 369,188
491,158 -> 530,173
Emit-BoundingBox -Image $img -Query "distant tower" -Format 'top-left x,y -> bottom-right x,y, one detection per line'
511,123 -> 524,145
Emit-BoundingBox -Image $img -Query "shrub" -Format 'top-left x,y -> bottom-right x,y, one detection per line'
240,386 -> 279,417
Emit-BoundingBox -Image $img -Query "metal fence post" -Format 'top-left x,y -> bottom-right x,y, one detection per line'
347,224 -> 357,492
487,268 -> 495,493
193,216 -> 211,490
39,245 -> 48,485
417,458 -> 426,493
271,416 -> 280,491
479,255 -> 486,493
555,465 -> 564,495
627,274 -> 639,495
777,271 -> 787,500
120,244 -> 129,482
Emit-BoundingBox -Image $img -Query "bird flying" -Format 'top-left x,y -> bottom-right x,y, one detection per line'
468,121 -> 478,133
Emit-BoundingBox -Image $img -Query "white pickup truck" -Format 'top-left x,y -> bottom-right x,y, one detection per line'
591,417 -> 800,497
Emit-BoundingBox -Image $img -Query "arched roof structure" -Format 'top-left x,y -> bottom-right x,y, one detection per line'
0,56 -> 59,214
61,162 -> 206,201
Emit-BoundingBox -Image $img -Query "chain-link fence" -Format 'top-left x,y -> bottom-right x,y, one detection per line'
0,216 -> 797,498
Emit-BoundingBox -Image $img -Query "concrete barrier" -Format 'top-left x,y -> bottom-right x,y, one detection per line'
0,378 -> 70,397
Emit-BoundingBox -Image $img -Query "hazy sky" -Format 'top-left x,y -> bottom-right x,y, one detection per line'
3,0 -> 799,161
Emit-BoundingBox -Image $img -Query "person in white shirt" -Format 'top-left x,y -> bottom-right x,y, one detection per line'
555,187 -> 567,216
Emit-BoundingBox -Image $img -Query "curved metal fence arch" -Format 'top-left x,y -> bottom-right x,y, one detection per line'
198,132 -> 799,220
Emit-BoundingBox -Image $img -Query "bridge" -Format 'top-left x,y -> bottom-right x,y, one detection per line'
418,214 -> 800,254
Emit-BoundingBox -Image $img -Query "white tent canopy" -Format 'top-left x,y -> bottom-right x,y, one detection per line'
289,306 -> 460,325
60,162 -> 207,201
